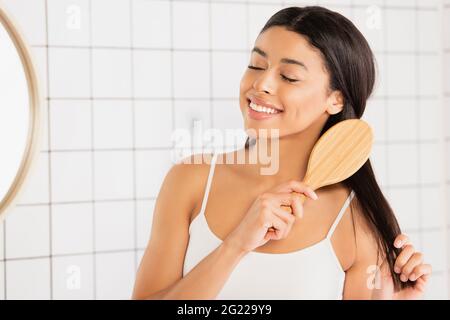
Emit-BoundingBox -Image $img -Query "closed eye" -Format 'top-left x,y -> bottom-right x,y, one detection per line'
247,65 -> 299,83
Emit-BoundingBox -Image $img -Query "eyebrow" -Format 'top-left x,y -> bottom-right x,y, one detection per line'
251,46 -> 308,71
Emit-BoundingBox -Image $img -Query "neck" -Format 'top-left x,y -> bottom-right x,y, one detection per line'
244,114 -> 329,185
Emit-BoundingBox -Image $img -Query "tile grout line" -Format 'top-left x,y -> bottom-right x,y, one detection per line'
383,0 -> 390,206
35,94 -> 443,101
414,0 -> 423,254
0,224 -> 444,262
129,0 -> 139,283
88,0 -> 97,300
8,181 -> 444,206
209,0 -> 220,152
438,0 -> 450,298
209,0 -> 213,136
29,43 -> 442,56
0,248 -> 142,263
170,0 -> 175,155
27,138 -> 446,154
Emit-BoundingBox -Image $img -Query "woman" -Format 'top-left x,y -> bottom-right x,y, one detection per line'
132,6 -> 432,299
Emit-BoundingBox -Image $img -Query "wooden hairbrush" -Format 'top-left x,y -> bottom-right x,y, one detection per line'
270,118 -> 373,223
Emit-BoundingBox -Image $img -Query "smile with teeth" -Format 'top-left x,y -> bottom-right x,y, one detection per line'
248,101 -> 282,114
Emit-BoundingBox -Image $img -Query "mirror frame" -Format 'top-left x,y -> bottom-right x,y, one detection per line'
0,5 -> 43,223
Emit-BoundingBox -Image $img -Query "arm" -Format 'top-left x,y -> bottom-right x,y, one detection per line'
131,155 -> 247,300
144,242 -> 246,300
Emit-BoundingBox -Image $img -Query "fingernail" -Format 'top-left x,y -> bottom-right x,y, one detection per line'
394,267 -> 401,273
312,191 -> 318,200
400,274 -> 407,282
409,273 -> 416,281
395,240 -> 402,248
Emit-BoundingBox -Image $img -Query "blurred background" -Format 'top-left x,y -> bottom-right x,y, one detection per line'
0,0 -> 449,299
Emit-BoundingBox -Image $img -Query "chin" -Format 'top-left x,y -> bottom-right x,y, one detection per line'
244,124 -> 282,137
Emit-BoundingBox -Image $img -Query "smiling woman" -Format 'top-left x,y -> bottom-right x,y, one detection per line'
239,6 -> 418,293
132,6 -> 432,300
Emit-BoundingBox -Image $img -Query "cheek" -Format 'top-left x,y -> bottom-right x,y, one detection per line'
239,73 -> 253,109
287,85 -> 328,113
283,90 -> 327,125
239,71 -> 252,90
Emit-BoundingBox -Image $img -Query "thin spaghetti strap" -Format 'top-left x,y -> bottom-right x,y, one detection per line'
326,190 -> 355,239
199,152 -> 219,215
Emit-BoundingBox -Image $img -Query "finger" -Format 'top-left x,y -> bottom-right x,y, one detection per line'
393,234 -> 411,249
264,229 -> 276,241
264,227 -> 277,241
290,193 -> 304,218
271,180 -> 318,201
271,192 -> 304,218
394,244 -> 415,274
413,277 -> 428,293
270,203 -> 296,225
263,192 -> 311,218
399,252 -> 424,282
271,205 -> 296,236
261,192 -> 297,207
265,213 -> 287,240
409,264 -> 432,281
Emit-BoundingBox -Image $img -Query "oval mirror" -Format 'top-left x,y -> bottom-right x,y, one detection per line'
0,6 -> 42,222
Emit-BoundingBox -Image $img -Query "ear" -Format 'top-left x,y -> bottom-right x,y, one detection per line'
325,90 -> 345,115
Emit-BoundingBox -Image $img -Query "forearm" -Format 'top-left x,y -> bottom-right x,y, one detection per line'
144,242 -> 247,300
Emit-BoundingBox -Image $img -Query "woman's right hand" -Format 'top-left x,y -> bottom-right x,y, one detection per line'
223,180 -> 319,255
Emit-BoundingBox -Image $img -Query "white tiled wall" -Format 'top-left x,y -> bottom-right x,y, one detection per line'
0,0 -> 448,299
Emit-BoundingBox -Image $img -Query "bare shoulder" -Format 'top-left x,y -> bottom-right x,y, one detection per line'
160,152 -> 216,221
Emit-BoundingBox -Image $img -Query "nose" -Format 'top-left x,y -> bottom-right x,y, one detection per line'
252,70 -> 275,95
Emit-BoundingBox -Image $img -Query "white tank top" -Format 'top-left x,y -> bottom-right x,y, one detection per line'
183,152 -> 356,299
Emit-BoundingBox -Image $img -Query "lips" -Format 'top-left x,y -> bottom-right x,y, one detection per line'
246,100 -> 283,120
246,95 -> 284,112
